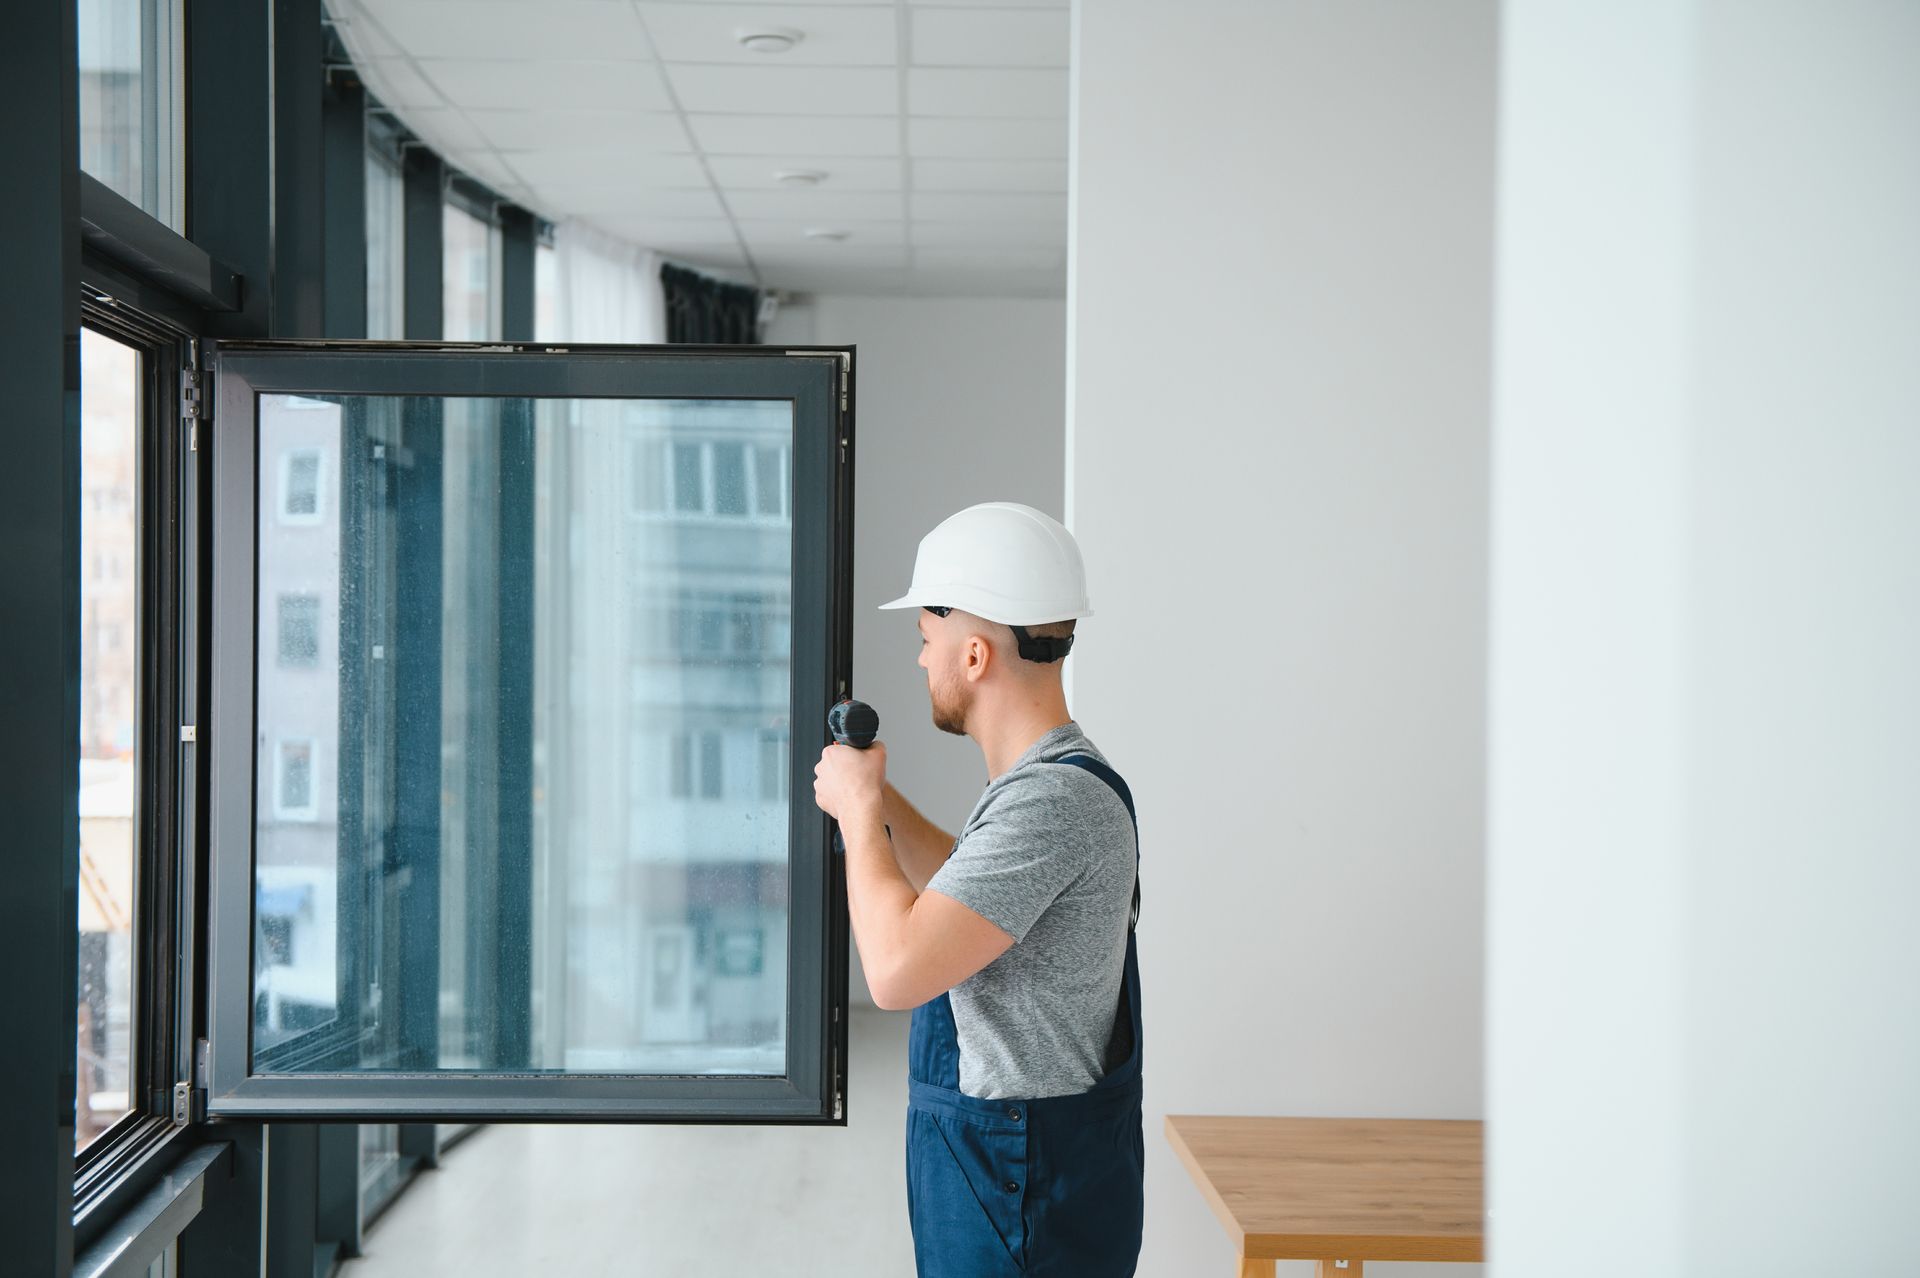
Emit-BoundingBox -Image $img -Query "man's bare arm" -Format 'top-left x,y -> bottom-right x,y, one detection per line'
882,782 -> 955,891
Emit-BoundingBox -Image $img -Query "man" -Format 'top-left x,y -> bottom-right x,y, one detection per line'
812,501 -> 1144,1278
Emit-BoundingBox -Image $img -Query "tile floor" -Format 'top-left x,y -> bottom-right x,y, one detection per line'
339,1007 -> 915,1276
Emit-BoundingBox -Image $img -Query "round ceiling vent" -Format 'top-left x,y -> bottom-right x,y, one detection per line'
736,27 -> 803,54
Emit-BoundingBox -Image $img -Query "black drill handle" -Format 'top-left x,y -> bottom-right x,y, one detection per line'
827,699 -> 882,854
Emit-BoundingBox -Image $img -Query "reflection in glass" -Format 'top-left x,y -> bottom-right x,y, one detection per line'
78,327 -> 142,1149
443,203 -> 499,342
366,148 -> 405,340
79,0 -> 183,229
252,394 -> 795,1076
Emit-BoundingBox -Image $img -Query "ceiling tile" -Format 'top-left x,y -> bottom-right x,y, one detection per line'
665,65 -> 898,116
688,114 -> 899,157
541,187 -> 728,218
533,171 -> 719,211
471,111 -> 696,156
330,7 -> 402,60
421,60 -> 674,113
361,57 -> 447,109
907,117 -> 1067,159
704,156 -> 902,191
390,106 -> 490,153
911,158 -> 1066,192
912,192 -> 1065,222
505,146 -> 699,186
363,1 -> 652,61
737,219 -> 907,249
724,189 -> 903,221
752,245 -> 910,269
909,8 -> 1069,68
639,4 -> 898,66
911,220 -> 1064,247
907,68 -> 1066,118
912,246 -> 1065,272
450,148 -> 523,190
585,215 -> 742,246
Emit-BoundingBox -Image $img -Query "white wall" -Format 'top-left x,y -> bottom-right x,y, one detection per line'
768,293 -> 1069,1007
1068,3 -> 1496,1275
1489,3 -> 1920,1273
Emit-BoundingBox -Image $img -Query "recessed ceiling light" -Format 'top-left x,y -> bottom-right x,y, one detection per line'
736,26 -> 803,54
803,228 -> 850,242
776,169 -> 828,187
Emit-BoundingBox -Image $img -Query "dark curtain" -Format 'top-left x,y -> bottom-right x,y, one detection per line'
661,262 -> 761,344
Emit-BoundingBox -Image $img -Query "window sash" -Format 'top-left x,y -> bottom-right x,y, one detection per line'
203,342 -> 851,1122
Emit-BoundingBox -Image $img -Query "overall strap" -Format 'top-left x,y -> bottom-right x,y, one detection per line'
1053,753 -> 1139,929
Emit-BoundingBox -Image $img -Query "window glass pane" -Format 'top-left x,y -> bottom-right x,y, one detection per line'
281,447 -> 322,522
252,394 -> 795,1076
77,327 -> 141,1149
442,203 -> 496,342
630,439 -> 663,513
671,442 -> 703,513
365,150 -> 405,340
534,242 -> 558,343
711,442 -> 748,516
753,446 -> 784,517
79,0 -> 184,229
278,594 -> 321,666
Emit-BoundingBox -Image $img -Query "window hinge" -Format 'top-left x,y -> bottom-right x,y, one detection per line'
182,341 -> 209,450
180,368 -> 208,421
173,1038 -> 211,1126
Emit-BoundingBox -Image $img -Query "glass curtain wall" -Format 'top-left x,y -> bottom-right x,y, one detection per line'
77,327 -> 144,1150
365,147 -> 405,341
78,0 -> 184,229
443,201 -> 500,343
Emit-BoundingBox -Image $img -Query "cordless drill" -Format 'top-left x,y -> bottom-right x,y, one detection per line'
827,698 -> 885,853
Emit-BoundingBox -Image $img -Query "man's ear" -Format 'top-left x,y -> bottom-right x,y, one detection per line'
962,631 -> 993,684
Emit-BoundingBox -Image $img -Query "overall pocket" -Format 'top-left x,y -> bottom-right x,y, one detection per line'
906,1108 -> 1029,1276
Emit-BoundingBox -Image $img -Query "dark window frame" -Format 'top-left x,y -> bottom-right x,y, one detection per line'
202,340 -> 854,1124
68,271 -> 200,1233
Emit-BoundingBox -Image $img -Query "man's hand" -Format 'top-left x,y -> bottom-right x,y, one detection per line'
814,740 -> 889,828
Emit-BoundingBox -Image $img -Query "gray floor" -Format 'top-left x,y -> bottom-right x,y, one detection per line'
339,1007 -> 915,1276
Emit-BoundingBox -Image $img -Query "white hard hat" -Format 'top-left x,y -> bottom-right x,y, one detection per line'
878,501 -> 1093,631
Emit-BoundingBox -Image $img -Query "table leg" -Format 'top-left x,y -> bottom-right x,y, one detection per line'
1236,1260 -> 1275,1278
1315,1262 -> 1364,1277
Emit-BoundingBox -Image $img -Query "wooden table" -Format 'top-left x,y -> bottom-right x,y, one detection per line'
1165,1115 -> 1484,1277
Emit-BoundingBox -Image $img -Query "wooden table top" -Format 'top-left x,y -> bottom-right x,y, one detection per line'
1165,1115 -> 1485,1263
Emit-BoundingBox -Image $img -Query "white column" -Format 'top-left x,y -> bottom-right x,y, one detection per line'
1070,2 -> 1497,1272
1489,2 -> 1920,1272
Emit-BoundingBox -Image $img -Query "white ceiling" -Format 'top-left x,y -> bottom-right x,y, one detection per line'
329,0 -> 1071,298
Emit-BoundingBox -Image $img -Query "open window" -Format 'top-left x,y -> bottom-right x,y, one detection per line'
202,341 -> 852,1123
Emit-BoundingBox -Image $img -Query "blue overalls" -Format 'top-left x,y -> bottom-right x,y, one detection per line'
905,754 -> 1144,1277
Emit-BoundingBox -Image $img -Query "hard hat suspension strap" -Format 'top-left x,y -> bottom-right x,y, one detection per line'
1010,625 -> 1074,663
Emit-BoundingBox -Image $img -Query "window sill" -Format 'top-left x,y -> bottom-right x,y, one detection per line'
73,1140 -> 230,1278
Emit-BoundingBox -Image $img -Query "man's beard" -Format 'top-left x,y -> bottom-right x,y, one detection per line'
930,672 -> 970,737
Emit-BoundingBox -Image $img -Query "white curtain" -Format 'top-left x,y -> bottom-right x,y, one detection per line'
542,221 -> 666,344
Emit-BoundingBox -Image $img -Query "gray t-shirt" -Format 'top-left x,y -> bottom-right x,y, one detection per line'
923,721 -> 1137,1099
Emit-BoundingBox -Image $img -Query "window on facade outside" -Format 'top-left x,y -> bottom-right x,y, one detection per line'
78,0 -> 184,230
442,201 -> 499,342
77,326 -> 141,1151
365,146 -> 405,340
249,391 -> 798,1076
